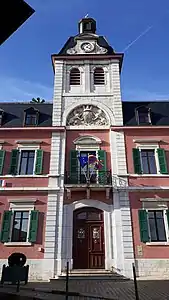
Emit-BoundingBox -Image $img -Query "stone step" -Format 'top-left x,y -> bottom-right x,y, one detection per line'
51,270 -> 130,281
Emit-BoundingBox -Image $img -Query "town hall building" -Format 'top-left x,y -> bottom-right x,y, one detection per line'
0,17 -> 169,280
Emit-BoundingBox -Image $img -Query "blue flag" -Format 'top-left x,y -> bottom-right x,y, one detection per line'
78,156 -> 88,168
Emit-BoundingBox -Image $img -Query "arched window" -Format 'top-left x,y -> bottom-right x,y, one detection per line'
70,68 -> 80,85
94,67 -> 105,85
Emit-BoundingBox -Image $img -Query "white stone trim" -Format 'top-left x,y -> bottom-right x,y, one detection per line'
3,200 -> 35,245
133,139 -> 162,143
16,140 -> 42,145
73,135 -> 102,145
136,143 -> 160,174
4,242 -> 32,246
8,198 -> 36,204
135,259 -> 169,278
146,242 -> 169,246
62,199 -> 113,272
140,198 -> 169,202
0,187 -> 60,191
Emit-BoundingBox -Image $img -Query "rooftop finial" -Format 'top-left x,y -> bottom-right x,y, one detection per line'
84,14 -> 89,18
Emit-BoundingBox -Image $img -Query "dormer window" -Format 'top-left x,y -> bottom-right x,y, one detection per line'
94,67 -> 105,85
70,68 -> 80,85
24,107 -> 39,126
0,109 -> 4,126
136,106 -> 151,125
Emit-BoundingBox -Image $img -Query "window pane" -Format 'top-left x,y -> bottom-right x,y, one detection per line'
149,218 -> 158,241
149,155 -> 157,174
156,218 -> 166,241
25,114 -> 37,125
19,151 -> 35,175
27,156 -> 34,174
141,150 -> 156,174
142,155 -> 149,174
148,210 -> 167,242
11,211 -> 29,242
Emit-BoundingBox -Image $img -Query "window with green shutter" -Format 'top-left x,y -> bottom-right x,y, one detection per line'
98,150 -> 107,184
157,148 -> 168,174
35,149 -> 43,175
9,149 -> 19,175
138,209 -> 149,243
28,210 -> 39,243
0,150 -> 5,175
133,148 -> 142,174
70,150 -> 78,184
0,211 -> 12,243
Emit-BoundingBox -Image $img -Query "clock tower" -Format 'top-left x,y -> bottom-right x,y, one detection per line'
44,17 -> 134,280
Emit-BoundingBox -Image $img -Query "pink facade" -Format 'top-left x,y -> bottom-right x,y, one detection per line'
125,127 -> 169,273
0,129 -> 51,260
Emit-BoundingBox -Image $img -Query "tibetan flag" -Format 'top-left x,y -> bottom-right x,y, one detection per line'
78,156 -> 88,168
95,160 -> 103,170
88,155 -> 97,165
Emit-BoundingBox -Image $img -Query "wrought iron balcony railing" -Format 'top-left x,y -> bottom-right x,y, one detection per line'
65,171 -> 112,185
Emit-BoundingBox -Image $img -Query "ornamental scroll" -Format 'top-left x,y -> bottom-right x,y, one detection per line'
66,105 -> 109,126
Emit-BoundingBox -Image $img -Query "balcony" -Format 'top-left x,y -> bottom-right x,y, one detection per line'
65,171 -> 112,186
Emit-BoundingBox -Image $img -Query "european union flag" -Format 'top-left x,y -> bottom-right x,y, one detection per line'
78,156 -> 88,168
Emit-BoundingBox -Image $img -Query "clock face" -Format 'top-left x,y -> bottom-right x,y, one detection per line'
81,42 -> 95,53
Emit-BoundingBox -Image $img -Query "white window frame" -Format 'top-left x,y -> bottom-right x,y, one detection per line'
17,144 -> 40,176
136,109 -> 151,125
136,144 -> 160,174
142,200 -> 169,245
91,66 -> 108,87
4,199 -> 36,246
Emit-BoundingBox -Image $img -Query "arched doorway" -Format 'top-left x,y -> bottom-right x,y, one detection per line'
73,207 -> 105,269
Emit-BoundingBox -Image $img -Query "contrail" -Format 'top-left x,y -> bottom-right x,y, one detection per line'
122,25 -> 153,52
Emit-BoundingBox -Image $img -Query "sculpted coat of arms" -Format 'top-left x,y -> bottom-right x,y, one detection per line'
67,105 -> 109,126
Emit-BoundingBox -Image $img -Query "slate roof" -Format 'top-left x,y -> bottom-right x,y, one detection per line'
58,35 -> 115,55
0,103 -> 52,127
1,101 -> 169,128
122,101 -> 169,126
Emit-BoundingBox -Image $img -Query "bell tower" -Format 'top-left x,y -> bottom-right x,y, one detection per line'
44,17 -> 134,280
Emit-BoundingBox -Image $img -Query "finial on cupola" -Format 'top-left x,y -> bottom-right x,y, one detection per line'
78,16 -> 96,34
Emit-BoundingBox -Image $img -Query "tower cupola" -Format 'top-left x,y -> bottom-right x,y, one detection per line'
78,17 -> 96,35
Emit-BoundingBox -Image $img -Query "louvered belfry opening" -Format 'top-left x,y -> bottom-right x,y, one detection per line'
94,67 -> 105,85
70,68 -> 80,85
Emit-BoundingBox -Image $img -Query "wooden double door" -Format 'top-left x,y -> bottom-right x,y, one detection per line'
73,207 -> 105,269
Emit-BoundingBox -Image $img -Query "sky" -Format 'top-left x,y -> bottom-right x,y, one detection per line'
1,0 -> 169,102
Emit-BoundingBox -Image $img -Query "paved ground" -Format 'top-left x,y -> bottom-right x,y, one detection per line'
1,279 -> 169,300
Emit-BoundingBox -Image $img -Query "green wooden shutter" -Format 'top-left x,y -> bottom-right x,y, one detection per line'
157,148 -> 168,174
133,148 -> 142,174
9,149 -> 19,175
35,150 -> 43,175
70,150 -> 78,184
0,211 -> 12,243
98,150 -> 107,184
166,210 -> 169,228
0,150 -> 5,175
28,210 -> 39,243
138,209 -> 149,243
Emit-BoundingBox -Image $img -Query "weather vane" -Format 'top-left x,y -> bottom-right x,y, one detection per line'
84,14 -> 89,18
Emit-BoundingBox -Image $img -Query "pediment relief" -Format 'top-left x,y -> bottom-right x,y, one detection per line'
74,135 -> 102,145
66,105 -> 109,126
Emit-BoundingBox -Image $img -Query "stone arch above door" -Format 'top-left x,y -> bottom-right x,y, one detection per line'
71,199 -> 111,212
